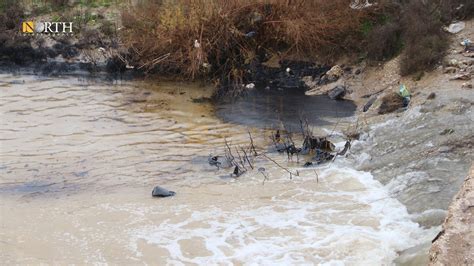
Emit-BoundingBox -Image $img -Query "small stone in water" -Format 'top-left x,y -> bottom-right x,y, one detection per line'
152,186 -> 176,197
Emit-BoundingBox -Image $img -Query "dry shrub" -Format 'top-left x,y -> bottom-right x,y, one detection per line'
0,1 -> 42,65
378,92 -> 403,114
120,0 -> 373,82
436,0 -> 474,22
366,22 -> 402,61
0,0 -> 24,31
48,0 -> 69,7
400,0 -> 448,76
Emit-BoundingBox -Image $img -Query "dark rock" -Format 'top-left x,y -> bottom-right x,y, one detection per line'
363,96 -> 377,112
233,166 -> 241,176
52,42 -> 79,59
345,131 -> 361,140
251,60 -> 330,91
313,150 -> 335,164
44,48 -> 59,58
336,140 -> 351,156
52,42 -> 66,52
0,42 -> 46,65
301,136 -> 335,155
61,46 -> 79,59
106,55 -> 127,73
402,97 -> 410,107
277,144 -> 301,156
152,186 -> 176,197
207,155 -> 232,169
328,85 -> 346,100
40,62 -> 76,76
355,69 -> 361,75
427,92 -> 436,100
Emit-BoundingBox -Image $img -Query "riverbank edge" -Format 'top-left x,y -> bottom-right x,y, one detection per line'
334,19 -> 472,263
429,164 -> 473,265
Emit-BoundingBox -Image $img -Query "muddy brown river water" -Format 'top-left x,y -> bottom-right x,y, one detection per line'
0,73 -> 437,264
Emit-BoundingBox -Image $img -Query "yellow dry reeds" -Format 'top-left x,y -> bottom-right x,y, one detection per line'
120,0 -> 373,80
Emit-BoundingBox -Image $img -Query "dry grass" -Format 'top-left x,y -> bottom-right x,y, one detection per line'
363,0 -> 457,75
120,0 -> 373,82
366,21 -> 402,61
378,92 -> 403,114
399,0 -> 448,76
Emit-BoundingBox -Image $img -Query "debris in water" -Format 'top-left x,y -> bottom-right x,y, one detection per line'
208,155 -> 222,169
337,141 -> 352,156
363,96 -> 377,112
258,167 -> 269,184
207,119 -> 352,180
440,128 -> 455,135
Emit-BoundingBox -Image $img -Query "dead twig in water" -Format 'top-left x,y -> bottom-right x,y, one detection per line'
224,138 -> 236,166
240,146 -> 254,170
247,130 -> 258,156
260,153 -> 299,179
259,167 -> 268,185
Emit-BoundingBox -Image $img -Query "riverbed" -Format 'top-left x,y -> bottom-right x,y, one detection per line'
0,73 -> 437,264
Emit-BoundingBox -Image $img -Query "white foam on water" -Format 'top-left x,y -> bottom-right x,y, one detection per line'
127,162 -> 429,265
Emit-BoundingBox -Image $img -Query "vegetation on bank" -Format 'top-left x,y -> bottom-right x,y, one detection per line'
119,0 -> 472,82
1,0 -> 473,82
368,0 -> 473,75
0,0 -> 121,65
120,0 -> 371,82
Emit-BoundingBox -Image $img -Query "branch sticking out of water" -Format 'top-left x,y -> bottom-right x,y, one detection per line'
260,153 -> 299,180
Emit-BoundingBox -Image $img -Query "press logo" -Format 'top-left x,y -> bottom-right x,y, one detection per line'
21,21 -> 73,35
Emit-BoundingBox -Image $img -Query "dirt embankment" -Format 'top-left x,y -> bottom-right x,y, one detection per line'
302,19 -> 472,213
296,18 -> 473,263
335,19 -> 473,263
351,20 -> 473,211
429,165 -> 474,265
